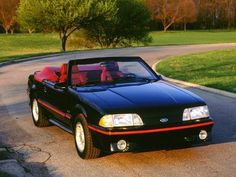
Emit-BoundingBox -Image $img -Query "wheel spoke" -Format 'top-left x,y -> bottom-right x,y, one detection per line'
32,99 -> 39,122
75,122 -> 85,152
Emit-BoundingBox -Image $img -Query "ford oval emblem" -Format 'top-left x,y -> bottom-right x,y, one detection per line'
160,118 -> 168,123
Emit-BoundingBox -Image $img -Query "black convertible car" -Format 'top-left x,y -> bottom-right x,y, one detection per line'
27,57 -> 214,159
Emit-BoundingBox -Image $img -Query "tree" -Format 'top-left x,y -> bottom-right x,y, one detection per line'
146,0 -> 197,32
195,0 -> 236,29
17,0 -> 115,51
0,0 -> 19,34
222,0 -> 236,29
146,0 -> 181,32
179,0 -> 198,31
17,0 -> 44,33
85,0 -> 151,48
46,0 -> 95,51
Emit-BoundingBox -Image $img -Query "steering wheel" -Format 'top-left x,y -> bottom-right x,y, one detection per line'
124,73 -> 136,78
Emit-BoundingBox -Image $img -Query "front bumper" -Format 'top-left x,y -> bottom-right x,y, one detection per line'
89,121 -> 214,152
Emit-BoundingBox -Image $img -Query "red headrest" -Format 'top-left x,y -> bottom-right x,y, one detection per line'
59,63 -> 68,83
101,62 -> 119,71
72,65 -> 79,73
60,64 -> 67,75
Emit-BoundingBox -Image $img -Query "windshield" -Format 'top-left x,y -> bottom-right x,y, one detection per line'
70,60 -> 158,86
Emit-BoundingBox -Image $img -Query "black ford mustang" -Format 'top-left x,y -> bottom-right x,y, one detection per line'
27,57 -> 214,159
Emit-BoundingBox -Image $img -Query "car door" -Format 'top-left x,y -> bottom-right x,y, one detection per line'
42,81 -> 71,128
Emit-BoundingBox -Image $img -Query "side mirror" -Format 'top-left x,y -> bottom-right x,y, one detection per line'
158,74 -> 163,80
54,82 -> 67,90
155,72 -> 163,80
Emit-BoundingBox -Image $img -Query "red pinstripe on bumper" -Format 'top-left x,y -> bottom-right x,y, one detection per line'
88,121 -> 214,136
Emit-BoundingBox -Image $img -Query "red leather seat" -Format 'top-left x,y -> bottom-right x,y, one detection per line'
101,62 -> 124,82
59,64 -> 67,83
34,67 -> 59,82
71,65 -> 88,85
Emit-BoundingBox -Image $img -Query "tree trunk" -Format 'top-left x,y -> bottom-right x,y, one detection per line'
163,21 -> 174,32
28,29 -> 34,34
183,17 -> 187,32
61,35 -> 68,52
184,22 -> 187,32
4,28 -> 8,34
163,25 -> 170,32
59,28 -> 77,51
227,18 -> 232,29
227,1 -> 232,29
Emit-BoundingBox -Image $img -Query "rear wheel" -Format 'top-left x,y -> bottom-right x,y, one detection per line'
31,99 -> 50,127
74,115 -> 101,159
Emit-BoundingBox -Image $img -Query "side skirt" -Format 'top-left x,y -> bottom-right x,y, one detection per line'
49,119 -> 73,134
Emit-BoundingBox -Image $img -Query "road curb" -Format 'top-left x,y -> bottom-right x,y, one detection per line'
152,60 -> 236,99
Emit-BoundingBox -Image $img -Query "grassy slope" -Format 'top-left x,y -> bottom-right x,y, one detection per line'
149,30 -> 236,45
1,30 -> 236,63
156,49 -> 236,93
0,33 -> 60,62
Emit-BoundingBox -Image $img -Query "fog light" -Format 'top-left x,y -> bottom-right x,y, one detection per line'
199,130 -> 208,140
117,140 -> 127,151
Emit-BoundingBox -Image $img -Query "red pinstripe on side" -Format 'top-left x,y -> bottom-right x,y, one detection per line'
88,121 -> 214,136
38,99 -> 71,119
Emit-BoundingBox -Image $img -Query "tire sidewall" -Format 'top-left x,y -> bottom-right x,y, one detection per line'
74,115 -> 90,159
31,99 -> 40,126
31,98 -> 49,127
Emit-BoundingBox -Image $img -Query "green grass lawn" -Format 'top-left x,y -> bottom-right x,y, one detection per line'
156,49 -> 236,93
0,33 -> 61,62
149,30 -> 236,46
1,30 -> 236,63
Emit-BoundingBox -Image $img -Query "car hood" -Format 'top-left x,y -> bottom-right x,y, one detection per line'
78,81 -> 205,111
76,81 -> 206,125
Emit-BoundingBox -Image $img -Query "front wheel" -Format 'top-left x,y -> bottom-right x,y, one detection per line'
74,115 -> 101,159
31,99 -> 50,127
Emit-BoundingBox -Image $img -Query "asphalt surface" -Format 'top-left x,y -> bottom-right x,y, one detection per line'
0,43 -> 236,177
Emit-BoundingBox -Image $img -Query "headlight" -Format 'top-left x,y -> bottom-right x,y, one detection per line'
183,105 -> 210,121
99,114 -> 143,128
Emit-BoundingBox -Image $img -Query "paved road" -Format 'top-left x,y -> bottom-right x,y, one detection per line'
0,44 -> 236,177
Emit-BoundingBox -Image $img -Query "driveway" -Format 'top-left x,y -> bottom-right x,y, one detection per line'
0,43 -> 236,177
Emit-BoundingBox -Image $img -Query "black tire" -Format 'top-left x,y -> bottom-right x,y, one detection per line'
31,99 -> 50,127
74,114 -> 101,159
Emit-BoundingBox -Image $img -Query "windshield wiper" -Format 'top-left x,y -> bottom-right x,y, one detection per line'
135,77 -> 158,83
